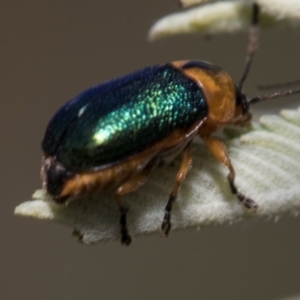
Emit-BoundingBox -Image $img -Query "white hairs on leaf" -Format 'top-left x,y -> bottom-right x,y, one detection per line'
15,107 -> 300,245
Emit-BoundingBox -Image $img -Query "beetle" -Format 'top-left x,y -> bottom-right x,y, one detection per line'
40,4 -> 299,245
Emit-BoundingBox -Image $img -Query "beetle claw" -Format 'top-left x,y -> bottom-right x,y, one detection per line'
237,192 -> 259,211
121,232 -> 132,246
161,212 -> 171,237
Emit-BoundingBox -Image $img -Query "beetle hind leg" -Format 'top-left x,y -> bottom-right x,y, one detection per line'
115,194 -> 131,245
162,143 -> 193,236
203,136 -> 258,210
115,170 -> 151,245
118,202 -> 131,245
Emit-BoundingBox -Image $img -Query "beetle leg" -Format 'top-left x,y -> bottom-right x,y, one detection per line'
203,136 -> 258,210
115,170 -> 151,245
162,143 -> 193,237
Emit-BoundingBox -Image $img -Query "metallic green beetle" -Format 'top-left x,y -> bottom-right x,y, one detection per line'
41,59 -> 257,245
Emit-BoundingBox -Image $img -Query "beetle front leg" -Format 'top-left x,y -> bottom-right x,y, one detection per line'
203,136 -> 258,210
162,143 -> 193,237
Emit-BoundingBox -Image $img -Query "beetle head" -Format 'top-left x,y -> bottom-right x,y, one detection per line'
231,87 -> 251,125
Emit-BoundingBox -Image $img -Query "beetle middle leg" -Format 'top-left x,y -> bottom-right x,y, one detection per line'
115,170 -> 151,245
161,143 -> 193,236
203,136 -> 258,210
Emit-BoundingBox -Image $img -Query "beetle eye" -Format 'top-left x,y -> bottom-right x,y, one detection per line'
236,89 -> 249,116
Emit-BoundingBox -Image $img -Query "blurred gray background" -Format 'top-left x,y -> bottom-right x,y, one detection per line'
2,1 -> 300,299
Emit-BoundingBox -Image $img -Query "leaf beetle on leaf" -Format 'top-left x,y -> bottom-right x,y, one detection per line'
40,4 -> 300,245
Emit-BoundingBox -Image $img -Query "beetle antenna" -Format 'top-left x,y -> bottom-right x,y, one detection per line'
248,89 -> 300,105
237,3 -> 260,90
257,79 -> 300,90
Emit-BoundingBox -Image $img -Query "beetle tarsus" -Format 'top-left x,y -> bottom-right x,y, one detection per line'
121,230 -> 132,246
228,177 -> 258,210
162,199 -> 174,236
119,204 -> 132,245
161,216 -> 171,237
237,193 -> 258,210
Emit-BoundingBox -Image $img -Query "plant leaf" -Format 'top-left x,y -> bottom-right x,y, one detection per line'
149,0 -> 300,40
15,107 -> 300,245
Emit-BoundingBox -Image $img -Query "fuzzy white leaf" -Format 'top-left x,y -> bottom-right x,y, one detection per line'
149,0 -> 300,40
15,107 -> 300,245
